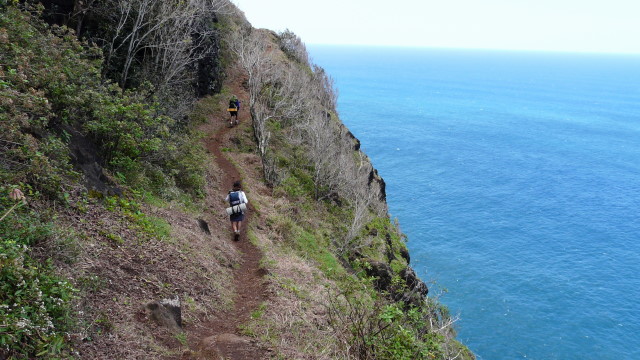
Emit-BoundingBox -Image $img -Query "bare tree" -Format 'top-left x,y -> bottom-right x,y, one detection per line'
278,28 -> 309,65
96,0 -> 231,90
69,0 -> 99,35
227,28 -> 274,161
228,28 -> 312,183
230,27 -> 383,241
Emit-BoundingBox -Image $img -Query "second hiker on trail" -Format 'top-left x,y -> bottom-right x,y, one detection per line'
228,95 -> 240,126
225,180 -> 248,241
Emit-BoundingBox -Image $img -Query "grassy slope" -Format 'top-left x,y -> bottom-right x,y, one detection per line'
0,4 -> 474,359
216,33 -> 475,359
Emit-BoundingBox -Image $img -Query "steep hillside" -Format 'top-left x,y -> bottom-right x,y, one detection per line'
1,2 -> 473,359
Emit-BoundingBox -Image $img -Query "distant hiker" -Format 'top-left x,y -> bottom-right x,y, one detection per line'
234,96 -> 240,111
225,180 -> 248,241
228,96 -> 240,126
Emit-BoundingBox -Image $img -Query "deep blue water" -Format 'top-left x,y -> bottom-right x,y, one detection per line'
309,45 -> 640,360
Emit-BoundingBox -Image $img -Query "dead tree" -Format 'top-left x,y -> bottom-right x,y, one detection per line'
277,28 -> 309,65
229,29 -> 312,183
97,0 -> 230,90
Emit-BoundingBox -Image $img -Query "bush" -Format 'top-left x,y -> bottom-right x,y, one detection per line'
0,6 -> 206,199
326,279 -> 463,360
0,186 -> 76,358
277,29 -> 309,65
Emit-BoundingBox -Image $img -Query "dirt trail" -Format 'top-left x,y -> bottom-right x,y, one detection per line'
187,74 -> 270,359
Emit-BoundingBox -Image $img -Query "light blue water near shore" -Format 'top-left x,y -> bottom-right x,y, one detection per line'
309,45 -> 640,360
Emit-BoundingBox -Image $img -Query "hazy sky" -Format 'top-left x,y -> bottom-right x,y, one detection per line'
233,0 -> 640,54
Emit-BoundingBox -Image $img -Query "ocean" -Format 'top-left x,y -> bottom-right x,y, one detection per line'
308,45 -> 640,360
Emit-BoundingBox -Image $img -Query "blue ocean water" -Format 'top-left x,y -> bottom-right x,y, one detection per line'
309,45 -> 640,360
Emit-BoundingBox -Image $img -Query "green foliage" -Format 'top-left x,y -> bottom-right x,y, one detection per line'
279,171 -> 313,198
84,85 -> 170,167
270,214 -> 344,278
0,0 -> 19,8
390,259 -> 407,274
0,186 -> 76,358
191,94 -> 222,124
0,5 -> 98,194
174,332 -> 188,347
104,196 -> 171,241
251,303 -> 267,320
81,83 -> 207,198
326,279 -> 461,360
357,216 -> 408,263
294,228 -> 342,278
0,7 -> 206,200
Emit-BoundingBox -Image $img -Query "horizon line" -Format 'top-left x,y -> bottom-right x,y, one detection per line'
306,43 -> 640,56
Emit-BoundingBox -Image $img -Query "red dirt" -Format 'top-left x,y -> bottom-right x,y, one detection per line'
185,70 -> 271,359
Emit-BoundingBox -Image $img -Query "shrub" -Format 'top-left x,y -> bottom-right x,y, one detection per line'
326,279 -> 462,360
0,6 -> 206,199
277,29 -> 309,65
0,186 -> 76,358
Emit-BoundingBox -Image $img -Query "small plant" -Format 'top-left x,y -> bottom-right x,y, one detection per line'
174,332 -> 188,346
251,303 -> 267,319
0,187 -> 77,358
325,277 -> 469,360
0,188 -> 26,222
102,196 -> 171,241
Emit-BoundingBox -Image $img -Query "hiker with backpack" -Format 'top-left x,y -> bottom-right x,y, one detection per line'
228,96 -> 240,126
225,180 -> 248,241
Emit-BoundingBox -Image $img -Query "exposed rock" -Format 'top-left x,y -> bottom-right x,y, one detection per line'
146,295 -> 182,333
385,234 -> 395,262
400,247 -> 411,264
364,260 -> 428,307
198,219 -> 211,235
200,336 -> 225,359
368,168 -> 387,202
63,125 -> 122,196
401,266 -> 428,296
364,260 -> 393,292
344,129 -> 361,151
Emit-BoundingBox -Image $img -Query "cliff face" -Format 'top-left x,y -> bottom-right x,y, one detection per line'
217,14 -> 473,359
0,2 -> 473,359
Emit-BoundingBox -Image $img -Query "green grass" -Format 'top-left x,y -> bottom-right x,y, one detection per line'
0,187 -> 77,358
294,229 -> 343,278
251,303 -> 267,319
103,196 -> 172,241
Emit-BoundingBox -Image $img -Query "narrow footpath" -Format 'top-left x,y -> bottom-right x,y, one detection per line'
186,78 -> 270,359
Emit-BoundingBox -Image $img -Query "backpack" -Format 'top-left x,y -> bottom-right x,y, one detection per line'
228,191 -> 241,206
228,100 -> 237,109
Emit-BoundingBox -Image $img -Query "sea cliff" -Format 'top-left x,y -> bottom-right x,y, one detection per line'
0,1 -> 472,358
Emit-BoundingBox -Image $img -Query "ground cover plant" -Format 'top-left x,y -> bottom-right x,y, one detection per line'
0,185 -> 77,358
0,2 -> 474,358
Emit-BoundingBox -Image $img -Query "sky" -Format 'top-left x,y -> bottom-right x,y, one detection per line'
232,0 -> 640,54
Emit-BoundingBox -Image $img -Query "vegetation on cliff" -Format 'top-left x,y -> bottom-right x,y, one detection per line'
1,1 -> 473,359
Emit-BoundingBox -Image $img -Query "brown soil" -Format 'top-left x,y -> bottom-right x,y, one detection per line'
54,63 -> 270,359
185,68 -> 271,359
